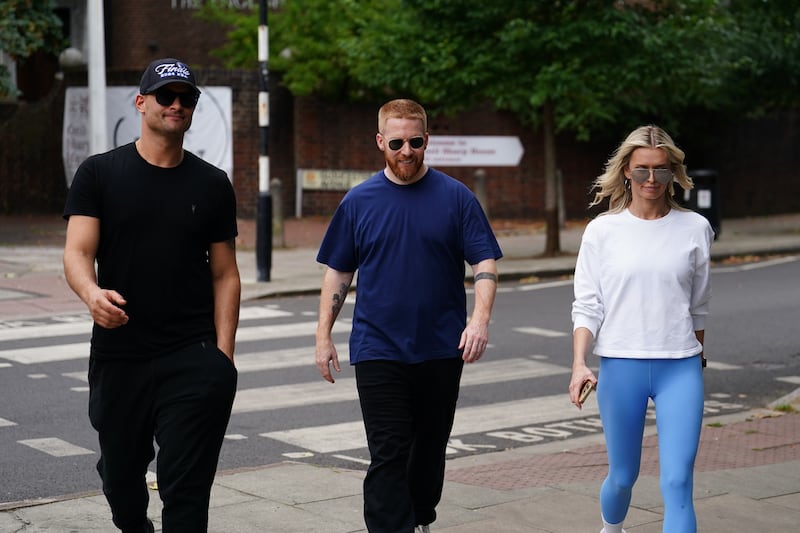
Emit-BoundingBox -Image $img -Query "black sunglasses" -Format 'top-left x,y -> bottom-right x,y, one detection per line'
387,136 -> 425,151
151,87 -> 200,108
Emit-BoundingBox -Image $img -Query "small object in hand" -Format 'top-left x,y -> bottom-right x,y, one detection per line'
578,380 -> 595,405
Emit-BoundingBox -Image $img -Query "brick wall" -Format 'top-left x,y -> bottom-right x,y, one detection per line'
2,0 -> 798,219
288,97 -> 611,220
105,2 -> 230,71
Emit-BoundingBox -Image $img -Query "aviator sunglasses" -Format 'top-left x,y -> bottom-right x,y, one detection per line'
387,136 -> 425,151
630,167 -> 673,185
151,87 -> 200,108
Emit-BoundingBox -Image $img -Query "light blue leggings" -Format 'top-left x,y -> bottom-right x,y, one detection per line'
597,355 -> 704,533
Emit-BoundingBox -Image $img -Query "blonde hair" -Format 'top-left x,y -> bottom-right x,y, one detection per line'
378,99 -> 427,133
590,125 -> 694,213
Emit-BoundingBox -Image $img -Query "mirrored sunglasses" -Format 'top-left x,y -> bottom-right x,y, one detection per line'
630,168 -> 672,184
152,87 -> 199,108
387,136 -> 425,151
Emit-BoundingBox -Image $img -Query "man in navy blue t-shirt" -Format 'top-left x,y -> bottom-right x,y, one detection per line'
315,99 -> 502,533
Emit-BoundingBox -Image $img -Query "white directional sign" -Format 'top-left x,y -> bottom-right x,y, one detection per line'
425,135 -> 524,167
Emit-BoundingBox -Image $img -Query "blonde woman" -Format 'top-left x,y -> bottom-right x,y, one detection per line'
570,125 -> 713,533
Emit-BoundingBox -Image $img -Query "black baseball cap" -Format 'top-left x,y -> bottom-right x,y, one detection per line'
139,58 -> 200,95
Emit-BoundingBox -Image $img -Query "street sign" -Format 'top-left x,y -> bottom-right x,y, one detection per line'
425,135 -> 524,167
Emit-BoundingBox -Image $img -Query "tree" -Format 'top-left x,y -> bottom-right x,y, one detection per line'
201,1 -> 797,255
0,0 -> 65,98
339,0 -> 736,255
723,0 -> 800,113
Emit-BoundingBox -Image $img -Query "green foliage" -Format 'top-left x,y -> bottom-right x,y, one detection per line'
199,0 -> 800,132
722,0 -> 800,113
269,0 -> 391,99
339,0 -> 739,138
773,403 -> 797,413
194,2 -> 258,69
0,0 -> 66,97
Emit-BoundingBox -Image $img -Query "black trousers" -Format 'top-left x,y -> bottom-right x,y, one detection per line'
88,340 -> 237,532
355,357 -> 464,533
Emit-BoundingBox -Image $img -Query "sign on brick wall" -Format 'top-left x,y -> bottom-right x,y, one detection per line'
62,86 -> 233,186
426,136 -> 524,167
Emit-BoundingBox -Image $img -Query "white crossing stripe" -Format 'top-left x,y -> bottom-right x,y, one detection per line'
62,371 -> 87,382
518,280 -> 574,291
706,361 -> 743,371
19,438 -> 94,457
0,342 -> 90,364
235,320 -> 350,342
514,326 -> 568,338
0,321 -> 92,342
233,357 -> 567,414
260,394 -> 597,453
235,346 -> 344,373
239,307 -> 294,320
0,305 -> 292,343
1,417 -> 18,427
234,379 -> 358,414
0,319 -> 350,365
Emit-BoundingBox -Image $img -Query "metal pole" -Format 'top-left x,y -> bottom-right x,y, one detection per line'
256,0 -> 272,281
87,0 -> 108,155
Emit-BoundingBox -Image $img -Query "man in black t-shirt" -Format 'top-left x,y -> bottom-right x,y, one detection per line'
63,58 -> 240,533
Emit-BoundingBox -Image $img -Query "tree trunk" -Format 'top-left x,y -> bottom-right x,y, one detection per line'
542,100 -> 561,256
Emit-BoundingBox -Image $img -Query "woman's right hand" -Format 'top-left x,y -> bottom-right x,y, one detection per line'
569,365 -> 597,409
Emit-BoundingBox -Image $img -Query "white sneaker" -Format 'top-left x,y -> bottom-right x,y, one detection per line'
415,526 -> 431,533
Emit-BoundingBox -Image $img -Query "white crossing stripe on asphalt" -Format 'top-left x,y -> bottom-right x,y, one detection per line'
235,346 -> 345,374
706,361 -> 743,371
260,394 -> 597,453
1,417 -> 18,427
513,326 -> 568,338
0,342 -> 90,364
18,437 -> 94,457
239,307 -> 294,320
0,305 -> 293,343
232,357 -> 567,414
0,319 -> 350,365
235,320 -> 350,343
0,321 -> 92,342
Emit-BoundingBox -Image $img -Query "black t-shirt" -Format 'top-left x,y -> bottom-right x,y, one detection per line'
63,143 -> 237,358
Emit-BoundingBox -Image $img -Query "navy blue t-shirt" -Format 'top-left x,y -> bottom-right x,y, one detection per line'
317,168 -> 502,364
63,143 -> 237,358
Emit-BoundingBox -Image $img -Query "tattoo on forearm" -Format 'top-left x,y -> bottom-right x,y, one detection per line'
330,283 -> 348,318
474,272 -> 497,283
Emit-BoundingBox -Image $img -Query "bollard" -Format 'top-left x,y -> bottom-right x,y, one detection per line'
473,169 -> 489,218
271,178 -> 285,248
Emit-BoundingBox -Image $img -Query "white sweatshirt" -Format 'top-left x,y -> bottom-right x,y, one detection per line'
572,208 -> 714,359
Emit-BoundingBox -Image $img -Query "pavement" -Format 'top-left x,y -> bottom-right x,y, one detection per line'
1,211 -> 800,532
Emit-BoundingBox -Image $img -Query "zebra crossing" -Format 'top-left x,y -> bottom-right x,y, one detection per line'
0,296 -> 752,501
